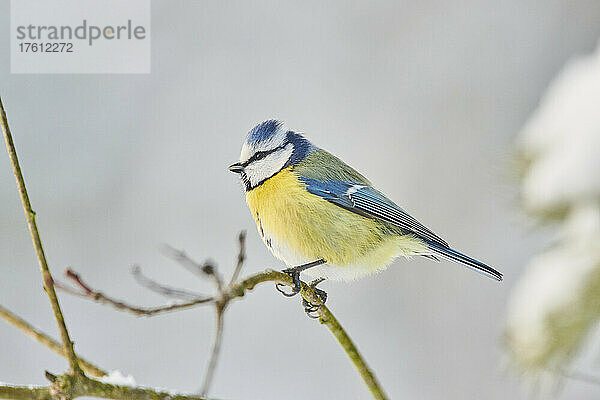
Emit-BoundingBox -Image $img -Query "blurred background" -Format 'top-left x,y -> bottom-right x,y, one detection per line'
2,1 -> 600,399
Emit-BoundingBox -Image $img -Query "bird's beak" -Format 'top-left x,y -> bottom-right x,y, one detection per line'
228,162 -> 244,173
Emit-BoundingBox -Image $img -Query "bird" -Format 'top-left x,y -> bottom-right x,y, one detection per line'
228,120 -> 502,303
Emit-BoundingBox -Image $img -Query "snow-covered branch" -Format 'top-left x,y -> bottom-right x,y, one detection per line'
506,40 -> 600,372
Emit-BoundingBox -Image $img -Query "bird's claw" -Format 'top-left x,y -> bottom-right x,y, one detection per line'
275,266 -> 327,318
302,278 -> 327,318
276,267 -> 302,297
275,282 -> 298,297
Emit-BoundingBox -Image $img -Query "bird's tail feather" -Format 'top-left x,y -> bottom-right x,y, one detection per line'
425,241 -> 503,281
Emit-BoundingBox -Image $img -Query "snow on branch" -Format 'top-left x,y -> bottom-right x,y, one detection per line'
506,40 -> 600,373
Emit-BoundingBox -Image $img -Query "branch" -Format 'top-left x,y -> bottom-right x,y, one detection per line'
199,307 -> 224,396
228,231 -> 246,285
0,385 -> 52,400
55,269 -> 213,316
60,267 -> 389,399
0,305 -> 106,378
162,246 -> 218,282
230,270 -> 388,400
200,231 -> 245,395
131,266 -> 207,300
0,373 -> 208,400
1,95 -> 82,375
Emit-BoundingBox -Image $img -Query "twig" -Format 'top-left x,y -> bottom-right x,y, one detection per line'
0,373 -> 209,400
0,95 -> 82,376
0,305 -> 106,378
131,266 -> 208,300
200,307 -> 225,396
318,303 -> 385,399
230,270 -> 388,400
199,231 -> 247,396
162,246 -> 216,279
57,269 -> 213,316
228,231 -> 246,286
164,246 -> 224,293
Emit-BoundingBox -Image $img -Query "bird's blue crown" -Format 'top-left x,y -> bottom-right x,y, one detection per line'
246,119 -> 283,144
245,120 -> 314,166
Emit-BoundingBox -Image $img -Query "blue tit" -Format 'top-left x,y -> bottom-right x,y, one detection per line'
228,120 -> 502,292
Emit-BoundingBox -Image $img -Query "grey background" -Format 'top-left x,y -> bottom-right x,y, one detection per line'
1,1 -> 600,399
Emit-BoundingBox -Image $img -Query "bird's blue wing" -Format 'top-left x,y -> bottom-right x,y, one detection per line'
299,177 -> 449,248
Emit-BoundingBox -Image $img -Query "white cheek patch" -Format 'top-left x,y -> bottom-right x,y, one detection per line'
244,144 -> 294,187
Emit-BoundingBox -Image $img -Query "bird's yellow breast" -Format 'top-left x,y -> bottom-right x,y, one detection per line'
245,167 -> 425,274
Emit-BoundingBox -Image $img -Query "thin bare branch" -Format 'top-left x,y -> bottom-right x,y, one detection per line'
0,95 -> 82,375
162,245 -> 212,277
0,305 -> 106,378
131,265 -> 208,300
196,231 -> 250,396
228,270 -> 388,399
228,231 -> 246,285
56,269 -> 213,316
163,245 -> 224,292
199,307 -> 225,396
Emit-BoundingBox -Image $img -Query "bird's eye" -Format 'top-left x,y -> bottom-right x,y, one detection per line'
248,151 -> 268,163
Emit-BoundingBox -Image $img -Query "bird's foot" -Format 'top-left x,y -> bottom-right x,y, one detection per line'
303,278 -> 327,319
275,266 -> 303,297
275,259 -> 325,297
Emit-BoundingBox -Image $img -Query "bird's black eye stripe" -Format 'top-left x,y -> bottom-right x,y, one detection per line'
242,151 -> 267,166
242,143 -> 288,167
